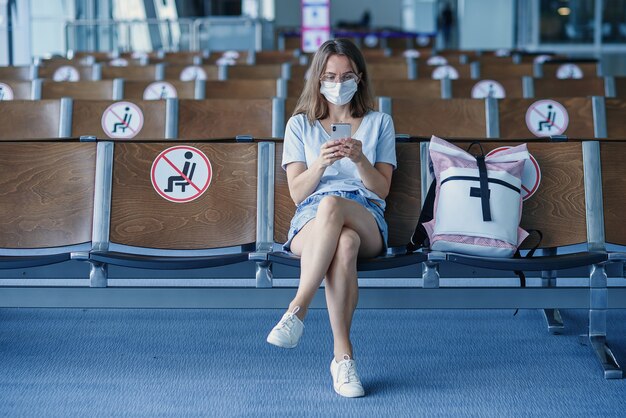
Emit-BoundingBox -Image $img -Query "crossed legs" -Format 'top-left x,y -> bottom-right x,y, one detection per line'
289,196 -> 383,360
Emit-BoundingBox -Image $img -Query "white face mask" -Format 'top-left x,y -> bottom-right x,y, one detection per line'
320,79 -> 358,106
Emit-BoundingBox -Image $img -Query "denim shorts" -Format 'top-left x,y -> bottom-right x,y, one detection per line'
283,190 -> 388,254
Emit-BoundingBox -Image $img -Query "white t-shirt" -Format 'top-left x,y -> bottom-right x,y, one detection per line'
282,110 -> 397,209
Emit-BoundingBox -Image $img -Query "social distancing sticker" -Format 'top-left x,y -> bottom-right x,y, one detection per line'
525,99 -> 569,137
0,83 -> 15,100
151,146 -> 212,203
556,63 -> 583,79
143,81 -> 178,100
432,65 -> 459,80
534,54 -> 552,64
427,55 -> 447,66
487,147 -> 541,201
101,101 -> 144,139
471,80 -> 506,98
53,65 -> 80,82
109,58 -> 129,67
180,65 -> 207,81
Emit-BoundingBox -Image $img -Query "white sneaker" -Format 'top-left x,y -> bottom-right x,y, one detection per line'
330,354 -> 365,398
266,306 -> 304,349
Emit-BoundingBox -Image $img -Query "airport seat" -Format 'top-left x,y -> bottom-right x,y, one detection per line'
37,80 -> 117,100
0,100 -> 63,138
0,80 -> 33,99
69,99 -> 169,139
89,140 -> 257,271
497,97 -> 595,139
176,98 -> 279,139
0,141 -> 95,268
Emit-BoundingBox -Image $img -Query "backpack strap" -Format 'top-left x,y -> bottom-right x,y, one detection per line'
512,230 -> 543,287
407,179 -> 436,253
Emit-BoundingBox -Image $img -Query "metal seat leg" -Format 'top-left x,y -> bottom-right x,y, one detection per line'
578,264 -> 623,379
541,248 -> 564,334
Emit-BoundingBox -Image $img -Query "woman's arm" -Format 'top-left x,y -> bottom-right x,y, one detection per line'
338,138 -> 394,199
286,140 -> 346,205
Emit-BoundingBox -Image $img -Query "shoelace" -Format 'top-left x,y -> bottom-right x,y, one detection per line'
276,306 -> 300,332
338,360 -> 358,384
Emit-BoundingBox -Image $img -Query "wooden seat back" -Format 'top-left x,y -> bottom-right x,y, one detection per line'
605,99 -> 626,139
226,64 -> 283,79
418,64 -> 472,79
497,98 -> 595,139
450,78 -> 524,98
600,141 -> 626,246
373,79 -> 442,99
123,80 -> 196,100
368,63 -> 410,80
0,80 -> 32,99
40,80 -> 115,100
0,66 -> 32,80
0,100 -> 62,139
479,63 -> 534,78
108,142 -> 257,249
390,98 -> 487,138
37,65 -> 95,81
533,78 -> 606,98
0,141 -> 95,248
101,65 -> 160,81
177,99 -> 274,139
202,79 -> 279,99
163,65 -> 220,81
71,100 -> 168,139
541,61 -> 599,79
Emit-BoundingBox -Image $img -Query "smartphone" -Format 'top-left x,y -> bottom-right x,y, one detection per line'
330,123 -> 351,140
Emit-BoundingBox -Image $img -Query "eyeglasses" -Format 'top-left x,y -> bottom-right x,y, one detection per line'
320,72 -> 360,83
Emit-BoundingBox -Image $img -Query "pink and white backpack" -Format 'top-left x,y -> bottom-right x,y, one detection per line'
412,136 -> 530,258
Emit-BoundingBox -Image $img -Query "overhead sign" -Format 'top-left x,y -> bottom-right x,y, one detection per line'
487,147 -> 541,201
151,146 -> 212,203
0,83 -> 15,100
101,101 -> 144,139
301,0 -> 330,53
471,80 -> 506,99
143,81 -> 178,100
525,99 -> 569,137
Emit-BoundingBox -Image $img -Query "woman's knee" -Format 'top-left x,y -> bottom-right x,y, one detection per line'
335,228 -> 361,261
316,196 -> 345,223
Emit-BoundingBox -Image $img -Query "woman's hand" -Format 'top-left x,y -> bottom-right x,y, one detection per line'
319,140 -> 344,168
337,138 -> 364,163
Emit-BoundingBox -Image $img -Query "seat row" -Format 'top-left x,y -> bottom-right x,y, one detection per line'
0,137 -> 623,378
2,76 -> 624,101
2,96 -> 625,141
0,58 -> 604,83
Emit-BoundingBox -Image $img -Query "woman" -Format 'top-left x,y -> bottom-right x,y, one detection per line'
266,39 -> 396,398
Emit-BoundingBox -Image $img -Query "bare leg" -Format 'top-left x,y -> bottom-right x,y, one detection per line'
288,196 -> 383,320
325,227 -> 360,360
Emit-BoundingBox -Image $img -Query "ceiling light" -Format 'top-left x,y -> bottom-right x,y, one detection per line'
558,7 -> 571,16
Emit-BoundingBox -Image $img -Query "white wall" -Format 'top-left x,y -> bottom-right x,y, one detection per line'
402,0 -> 437,33
30,0 -> 74,58
0,0 -> 32,65
459,0 -> 514,50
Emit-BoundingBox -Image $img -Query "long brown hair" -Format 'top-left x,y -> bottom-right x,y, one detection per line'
293,38 -> 375,123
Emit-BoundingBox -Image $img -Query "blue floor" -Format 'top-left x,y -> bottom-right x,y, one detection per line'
1,308 -> 626,417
